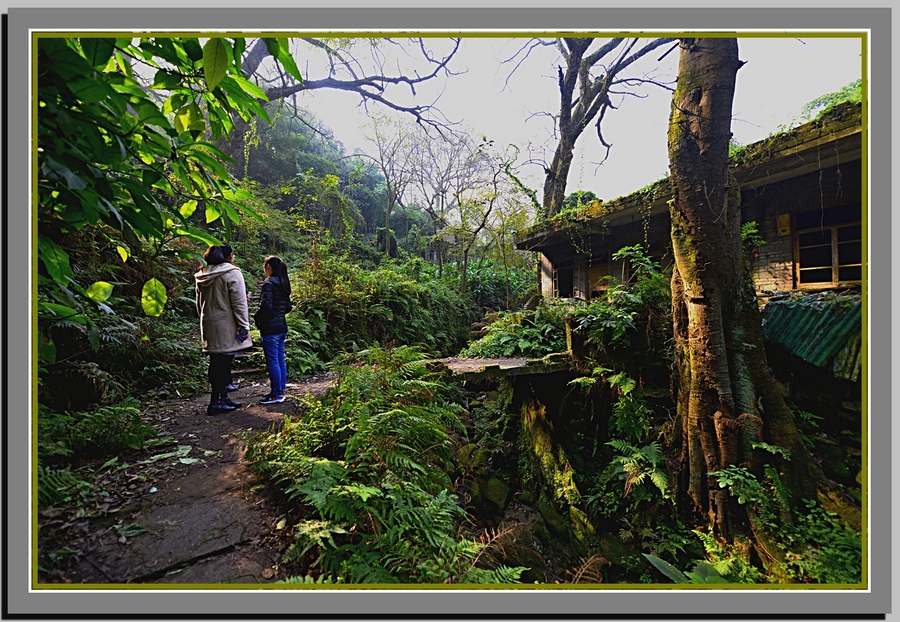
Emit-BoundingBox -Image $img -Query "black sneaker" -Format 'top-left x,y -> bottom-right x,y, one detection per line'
260,395 -> 285,405
207,402 -> 237,415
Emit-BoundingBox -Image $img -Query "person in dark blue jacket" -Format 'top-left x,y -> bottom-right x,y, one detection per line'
253,256 -> 293,404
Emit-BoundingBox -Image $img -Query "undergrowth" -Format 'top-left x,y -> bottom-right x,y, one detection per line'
245,345 -> 528,584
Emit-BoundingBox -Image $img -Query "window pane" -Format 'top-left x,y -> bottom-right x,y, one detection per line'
838,224 -> 862,242
796,204 -> 860,229
822,204 -> 861,227
796,210 -> 824,230
838,266 -> 862,282
838,242 -> 862,265
799,230 -> 831,247
800,268 -> 833,284
800,246 -> 833,268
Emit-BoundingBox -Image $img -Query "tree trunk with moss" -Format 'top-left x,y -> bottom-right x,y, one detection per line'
666,39 -> 860,546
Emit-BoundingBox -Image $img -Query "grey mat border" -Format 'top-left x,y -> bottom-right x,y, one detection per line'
4,3 -> 892,619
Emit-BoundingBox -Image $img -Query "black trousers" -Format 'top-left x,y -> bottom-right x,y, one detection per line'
208,353 -> 234,401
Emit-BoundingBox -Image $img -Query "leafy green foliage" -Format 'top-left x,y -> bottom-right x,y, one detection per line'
37,35 -> 266,356
292,253 -> 477,359
779,500 -> 862,584
605,439 -> 669,501
570,244 -> 671,357
562,190 -> 599,213
707,464 -> 861,584
643,553 -> 730,584
741,221 -> 766,250
246,345 -> 527,584
692,529 -> 767,584
800,79 -> 862,122
463,259 -> 535,312
36,464 -> 94,507
461,302 -> 567,358
38,402 -> 157,463
709,465 -> 766,506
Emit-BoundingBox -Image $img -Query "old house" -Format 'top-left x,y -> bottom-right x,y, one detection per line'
515,101 -> 863,303
515,101 -> 864,427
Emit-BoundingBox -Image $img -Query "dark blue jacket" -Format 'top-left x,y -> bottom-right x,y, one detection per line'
253,276 -> 292,337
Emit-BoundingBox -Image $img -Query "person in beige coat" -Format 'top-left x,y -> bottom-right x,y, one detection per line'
195,244 -> 252,415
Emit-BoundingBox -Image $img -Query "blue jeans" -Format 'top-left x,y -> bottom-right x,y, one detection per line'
261,333 -> 287,396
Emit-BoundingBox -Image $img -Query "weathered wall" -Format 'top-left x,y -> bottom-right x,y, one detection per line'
743,160 -> 862,294
541,156 -> 860,301
540,254 -> 554,297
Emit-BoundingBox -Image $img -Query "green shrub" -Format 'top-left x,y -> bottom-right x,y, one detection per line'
246,345 -> 527,584
291,253 -> 477,360
461,302 -> 567,358
38,401 -> 157,463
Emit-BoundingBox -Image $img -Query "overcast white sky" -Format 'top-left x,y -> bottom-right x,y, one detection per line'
294,34 -> 863,204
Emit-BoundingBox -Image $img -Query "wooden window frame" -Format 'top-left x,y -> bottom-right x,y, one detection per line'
794,204 -> 862,288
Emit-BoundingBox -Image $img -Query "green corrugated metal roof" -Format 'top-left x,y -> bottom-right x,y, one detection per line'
762,293 -> 862,381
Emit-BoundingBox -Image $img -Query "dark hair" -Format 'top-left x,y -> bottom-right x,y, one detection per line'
264,255 -> 291,297
203,244 -> 234,266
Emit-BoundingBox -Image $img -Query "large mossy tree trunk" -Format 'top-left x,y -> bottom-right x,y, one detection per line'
666,38 -> 860,545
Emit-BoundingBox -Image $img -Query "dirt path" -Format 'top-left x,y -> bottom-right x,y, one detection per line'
38,373 -> 335,585
38,357 -> 539,585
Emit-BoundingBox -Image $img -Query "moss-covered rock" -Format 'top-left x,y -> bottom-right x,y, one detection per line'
458,443 -> 477,468
568,506 -> 596,548
594,532 -> 630,567
482,477 -> 511,513
537,493 -> 569,539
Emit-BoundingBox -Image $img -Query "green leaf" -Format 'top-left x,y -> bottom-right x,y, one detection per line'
141,278 -> 167,317
232,37 -> 246,71
38,236 -> 74,285
205,201 -> 222,223
203,38 -> 229,92
222,201 -> 241,224
643,553 -> 689,584
182,145 -> 231,180
228,73 -> 268,100
69,77 -> 114,103
151,69 -> 184,90
172,225 -> 221,247
86,317 -> 100,352
85,281 -> 114,303
43,157 -> 87,190
114,50 -> 133,77
38,302 -> 81,321
134,100 -> 172,130
264,38 -> 303,83
183,38 -> 204,62
38,335 -> 57,364
174,103 -> 206,137
179,199 -> 199,219
80,37 -> 116,68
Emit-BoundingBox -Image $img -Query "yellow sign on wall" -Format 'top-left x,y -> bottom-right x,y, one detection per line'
777,214 -> 791,236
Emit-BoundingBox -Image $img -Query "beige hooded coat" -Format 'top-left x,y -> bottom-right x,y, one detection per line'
195,262 -> 253,354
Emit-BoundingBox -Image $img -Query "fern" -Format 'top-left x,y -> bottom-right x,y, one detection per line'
277,574 -> 338,585
460,565 -> 525,584
606,440 -> 669,499
37,464 -> 91,507
282,519 -> 349,564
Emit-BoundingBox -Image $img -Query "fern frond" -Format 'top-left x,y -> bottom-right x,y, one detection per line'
649,469 -> 670,498
565,553 -> 611,584
277,573 -> 337,584
639,441 -> 663,465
